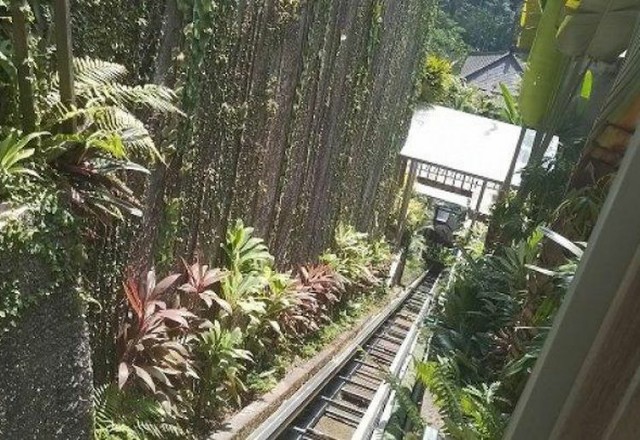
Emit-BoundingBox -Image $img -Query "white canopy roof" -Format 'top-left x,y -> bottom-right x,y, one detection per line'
400,105 -> 558,186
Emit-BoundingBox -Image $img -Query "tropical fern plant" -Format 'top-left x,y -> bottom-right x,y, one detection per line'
416,358 -> 508,440
2,55 -> 182,220
43,57 -> 183,159
93,384 -> 189,440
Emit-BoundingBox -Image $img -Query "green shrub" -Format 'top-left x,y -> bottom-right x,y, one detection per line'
320,223 -> 389,284
424,228 -> 583,438
94,219 -> 392,433
93,384 -> 189,440
196,321 -> 252,412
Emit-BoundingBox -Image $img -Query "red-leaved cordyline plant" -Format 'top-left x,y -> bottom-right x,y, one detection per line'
118,269 -> 197,404
286,264 -> 346,337
179,258 -> 229,313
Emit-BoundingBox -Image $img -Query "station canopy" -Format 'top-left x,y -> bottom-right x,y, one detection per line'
400,105 -> 558,214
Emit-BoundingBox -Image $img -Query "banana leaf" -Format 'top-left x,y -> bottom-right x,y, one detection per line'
519,0 -> 568,128
592,21 -> 640,128
557,0 -> 640,62
517,0 -> 543,51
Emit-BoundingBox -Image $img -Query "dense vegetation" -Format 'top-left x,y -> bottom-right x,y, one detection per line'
391,125 -> 604,440
426,0 -> 520,64
3,0 -> 636,438
0,0 -> 431,437
93,222 -> 391,436
403,0 -> 640,436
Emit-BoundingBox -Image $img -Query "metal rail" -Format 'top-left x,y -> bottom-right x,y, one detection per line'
352,269 -> 437,439
248,269 -> 441,440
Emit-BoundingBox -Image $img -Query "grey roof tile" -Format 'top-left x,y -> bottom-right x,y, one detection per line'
461,51 -> 525,94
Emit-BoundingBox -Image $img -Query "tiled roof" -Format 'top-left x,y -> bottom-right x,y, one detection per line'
460,51 -> 512,77
461,51 -> 525,94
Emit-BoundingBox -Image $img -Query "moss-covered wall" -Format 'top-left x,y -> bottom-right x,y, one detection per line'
0,197 -> 93,438
71,0 -> 430,266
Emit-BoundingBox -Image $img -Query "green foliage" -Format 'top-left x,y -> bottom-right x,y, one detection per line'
553,177 -> 609,240
196,321 -> 252,411
420,55 -> 453,103
425,227 -> 584,438
4,0 -> 410,433
424,6 -> 469,63
518,0 -> 567,128
188,220 -> 390,426
516,0 -> 542,51
417,56 -> 503,120
223,219 -> 274,275
320,223 -> 388,285
419,357 -> 508,440
219,221 -> 292,366
439,0 -> 518,52
556,0 -> 640,62
2,44 -> 181,220
42,57 -> 182,160
442,78 -> 502,120
405,193 -> 430,233
0,130 -> 41,179
488,137 -> 585,247
0,191 -> 82,336
93,384 -> 189,440
499,83 -> 521,125
430,232 -> 542,380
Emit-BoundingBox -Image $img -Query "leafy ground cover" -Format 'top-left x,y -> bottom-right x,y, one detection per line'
90,222 -> 393,438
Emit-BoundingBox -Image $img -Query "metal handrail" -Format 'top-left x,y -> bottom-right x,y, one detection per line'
352,272 -> 442,439
247,271 -> 429,440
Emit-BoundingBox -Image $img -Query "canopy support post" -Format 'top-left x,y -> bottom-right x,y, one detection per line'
395,160 -> 418,250
498,125 -> 527,203
469,180 -> 487,232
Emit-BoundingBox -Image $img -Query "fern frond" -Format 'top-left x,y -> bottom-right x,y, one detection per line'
74,57 -> 128,86
77,83 -> 183,115
51,106 -> 161,161
92,107 -> 160,159
385,371 -> 425,432
92,384 -> 189,440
